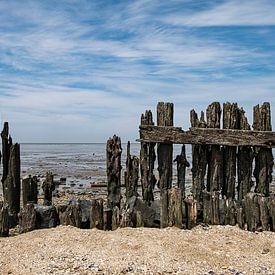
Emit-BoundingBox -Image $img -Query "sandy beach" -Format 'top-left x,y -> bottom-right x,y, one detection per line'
0,225 -> 274,274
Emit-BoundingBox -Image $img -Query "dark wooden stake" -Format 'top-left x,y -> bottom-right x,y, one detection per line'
184,196 -> 197,229
202,191 -> 220,225
106,135 -> 122,208
42,172 -> 55,206
0,202 -> 9,237
190,110 -> 207,213
253,103 -> 273,196
244,192 -> 260,232
5,143 -> 21,216
125,141 -> 139,200
206,102 -> 223,193
222,102 -> 238,199
90,199 -> 104,230
18,203 -> 37,234
157,102 -> 173,228
168,187 -> 183,228
237,108 -> 253,200
140,110 -> 156,203
174,145 -> 190,198
1,122 -> 12,200
22,175 -> 38,206
63,203 -> 82,228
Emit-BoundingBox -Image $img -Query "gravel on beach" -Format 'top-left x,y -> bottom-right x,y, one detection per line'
0,225 -> 274,274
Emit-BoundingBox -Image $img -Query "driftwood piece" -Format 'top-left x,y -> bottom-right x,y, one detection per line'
237,108 -> 253,200
106,135 -> 122,208
206,102 -> 223,193
167,187 -> 183,228
174,145 -> 190,198
184,196 -> 197,229
1,122 -> 12,200
139,126 -> 275,148
90,199 -> 103,230
222,102 -> 238,199
18,203 -> 36,234
0,203 -> 9,237
5,143 -> 21,216
190,110 -> 207,213
22,175 -> 38,206
125,142 -> 139,200
42,172 -> 55,206
253,103 -> 273,196
140,110 -> 156,203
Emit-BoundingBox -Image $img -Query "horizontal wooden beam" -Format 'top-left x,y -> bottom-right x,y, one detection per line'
139,125 -> 275,148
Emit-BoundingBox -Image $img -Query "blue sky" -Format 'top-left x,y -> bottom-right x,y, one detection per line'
0,0 -> 275,142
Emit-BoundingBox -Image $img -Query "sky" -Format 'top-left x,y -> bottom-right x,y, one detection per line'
0,0 -> 275,143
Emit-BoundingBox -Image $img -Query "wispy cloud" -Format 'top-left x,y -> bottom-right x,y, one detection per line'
165,0 -> 275,27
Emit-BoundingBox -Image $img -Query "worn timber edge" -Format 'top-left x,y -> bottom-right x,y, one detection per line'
139,125 -> 275,148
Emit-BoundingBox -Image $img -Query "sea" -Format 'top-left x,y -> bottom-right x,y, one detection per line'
1,143 -> 272,195
19,143 -> 192,190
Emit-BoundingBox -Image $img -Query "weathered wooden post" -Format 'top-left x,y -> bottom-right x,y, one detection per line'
237,108 -> 253,200
1,122 -> 12,200
157,102 -> 173,228
5,143 -> 21,219
190,110 -> 207,215
184,196 -> 197,229
18,203 -> 37,234
222,102 -> 239,199
202,191 -> 220,225
253,103 -> 273,196
174,145 -> 190,198
244,192 -> 260,232
168,187 -> 183,228
125,141 -> 139,200
206,102 -> 223,192
0,202 -> 9,237
22,175 -> 38,206
106,135 -> 122,208
42,172 -> 55,206
90,199 -> 104,230
140,110 -> 156,204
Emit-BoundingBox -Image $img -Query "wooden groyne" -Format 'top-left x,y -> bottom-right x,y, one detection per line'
0,101 -> 274,237
138,102 -> 274,231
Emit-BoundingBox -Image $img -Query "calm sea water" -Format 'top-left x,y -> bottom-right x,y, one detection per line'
20,143 -> 192,185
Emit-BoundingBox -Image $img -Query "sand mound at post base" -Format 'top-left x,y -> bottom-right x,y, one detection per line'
0,225 -> 274,274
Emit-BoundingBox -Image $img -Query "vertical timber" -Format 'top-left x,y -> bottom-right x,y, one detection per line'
253,103 -> 273,196
157,102 -> 173,228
